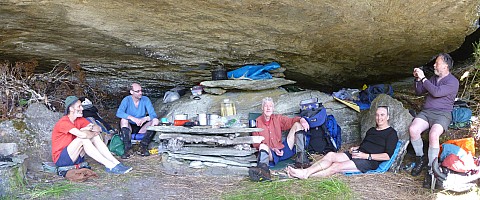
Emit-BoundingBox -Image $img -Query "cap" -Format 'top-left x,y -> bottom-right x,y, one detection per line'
64,96 -> 79,115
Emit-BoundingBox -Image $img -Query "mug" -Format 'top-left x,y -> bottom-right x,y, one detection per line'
161,118 -> 168,123
248,120 -> 256,128
198,113 -> 207,126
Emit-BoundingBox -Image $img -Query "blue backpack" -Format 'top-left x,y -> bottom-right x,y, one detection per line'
323,115 -> 342,151
449,107 -> 472,129
359,84 -> 394,104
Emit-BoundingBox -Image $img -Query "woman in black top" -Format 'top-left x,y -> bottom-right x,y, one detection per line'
287,106 -> 398,179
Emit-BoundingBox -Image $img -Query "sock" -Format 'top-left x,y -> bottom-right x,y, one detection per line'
411,138 -> 424,157
295,130 -> 306,152
258,149 -> 269,166
427,147 -> 439,167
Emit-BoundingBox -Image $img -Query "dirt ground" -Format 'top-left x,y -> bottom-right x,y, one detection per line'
24,151 -> 479,200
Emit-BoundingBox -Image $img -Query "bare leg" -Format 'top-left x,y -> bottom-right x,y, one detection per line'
409,118 -> 429,141
91,135 -> 120,165
286,122 -> 304,149
428,124 -> 443,148
67,138 -> 117,169
119,118 -> 131,129
309,160 -> 359,178
287,152 -> 350,179
138,120 -> 154,133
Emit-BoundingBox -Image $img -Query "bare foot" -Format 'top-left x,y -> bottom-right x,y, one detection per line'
286,166 -> 308,179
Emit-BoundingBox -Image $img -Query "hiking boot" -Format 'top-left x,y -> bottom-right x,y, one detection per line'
411,155 -> 427,176
294,151 -> 311,169
248,164 -> 271,182
138,146 -> 150,157
106,164 -> 130,174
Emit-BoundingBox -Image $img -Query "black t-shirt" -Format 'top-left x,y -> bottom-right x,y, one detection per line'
358,127 -> 398,158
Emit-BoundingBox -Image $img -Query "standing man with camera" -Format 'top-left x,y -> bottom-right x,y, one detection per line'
409,53 -> 459,188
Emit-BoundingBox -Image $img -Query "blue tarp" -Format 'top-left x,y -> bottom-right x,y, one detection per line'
227,62 -> 280,80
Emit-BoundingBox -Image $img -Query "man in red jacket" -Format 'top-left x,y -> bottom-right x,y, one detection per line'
249,97 -> 310,181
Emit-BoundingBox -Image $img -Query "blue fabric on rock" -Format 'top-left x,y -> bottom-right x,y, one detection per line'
227,62 -> 280,80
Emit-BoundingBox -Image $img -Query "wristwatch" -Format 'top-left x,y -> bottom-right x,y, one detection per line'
368,154 -> 372,160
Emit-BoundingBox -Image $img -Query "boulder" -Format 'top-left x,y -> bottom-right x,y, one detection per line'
0,143 -> 17,156
200,78 -> 296,91
0,103 -> 61,172
360,94 -> 414,172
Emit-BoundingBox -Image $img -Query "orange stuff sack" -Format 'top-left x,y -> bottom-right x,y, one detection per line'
442,137 -> 475,156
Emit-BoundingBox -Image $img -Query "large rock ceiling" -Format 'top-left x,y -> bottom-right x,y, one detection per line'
0,0 -> 478,93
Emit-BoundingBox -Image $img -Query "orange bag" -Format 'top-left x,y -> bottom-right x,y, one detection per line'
442,137 -> 475,156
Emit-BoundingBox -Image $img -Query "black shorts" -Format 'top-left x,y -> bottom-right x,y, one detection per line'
130,122 -> 147,134
344,151 -> 380,173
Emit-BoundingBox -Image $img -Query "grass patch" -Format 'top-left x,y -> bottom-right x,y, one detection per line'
223,178 -> 352,200
11,166 -> 26,192
28,182 -> 85,199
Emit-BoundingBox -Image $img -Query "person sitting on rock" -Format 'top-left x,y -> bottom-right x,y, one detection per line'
249,97 -> 310,182
409,53 -> 459,188
287,106 -> 398,179
51,96 -> 132,174
116,82 -> 159,159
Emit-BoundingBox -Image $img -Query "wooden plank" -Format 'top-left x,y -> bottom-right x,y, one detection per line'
157,134 -> 265,145
173,147 -> 256,157
147,126 -> 263,135
168,153 -> 256,167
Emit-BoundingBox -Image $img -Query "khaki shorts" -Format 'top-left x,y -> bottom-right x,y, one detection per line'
416,110 -> 452,131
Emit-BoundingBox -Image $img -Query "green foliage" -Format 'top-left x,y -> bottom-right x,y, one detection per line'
18,99 -> 28,107
28,182 -> 85,199
11,166 -> 26,191
223,178 -> 352,200
473,41 -> 480,69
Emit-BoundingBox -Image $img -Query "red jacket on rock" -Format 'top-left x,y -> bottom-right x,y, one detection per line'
252,114 -> 301,150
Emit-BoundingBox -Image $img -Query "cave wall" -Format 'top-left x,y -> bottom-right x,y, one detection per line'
0,0 -> 478,92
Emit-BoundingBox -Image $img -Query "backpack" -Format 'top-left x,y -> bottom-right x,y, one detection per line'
299,98 -> 327,128
323,115 -> 342,150
306,127 -> 330,154
433,142 -> 480,192
300,106 -> 327,128
359,84 -> 394,104
108,134 -> 124,156
305,115 -> 342,154
449,103 -> 472,129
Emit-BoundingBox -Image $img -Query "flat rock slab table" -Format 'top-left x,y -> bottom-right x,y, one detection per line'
147,126 -> 264,168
